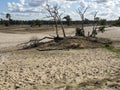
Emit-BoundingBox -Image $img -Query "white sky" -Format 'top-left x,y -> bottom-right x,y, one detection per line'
0,0 -> 120,20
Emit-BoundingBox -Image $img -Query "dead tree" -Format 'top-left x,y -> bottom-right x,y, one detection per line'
45,4 -> 66,37
57,15 -> 66,37
45,4 -> 59,37
91,12 -> 99,37
90,12 -> 105,38
76,6 -> 89,36
18,5 -> 67,49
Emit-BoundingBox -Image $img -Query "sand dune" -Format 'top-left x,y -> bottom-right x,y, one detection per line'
0,26 -> 120,49
0,26 -> 120,90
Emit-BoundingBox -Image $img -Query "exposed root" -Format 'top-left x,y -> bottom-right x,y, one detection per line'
17,36 -> 63,49
36,48 -> 66,51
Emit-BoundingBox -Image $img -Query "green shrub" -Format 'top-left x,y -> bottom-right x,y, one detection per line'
98,26 -> 105,33
75,28 -> 84,36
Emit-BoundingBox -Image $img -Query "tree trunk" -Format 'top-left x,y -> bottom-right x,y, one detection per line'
81,15 -> 85,36
60,20 -> 66,37
81,19 -> 84,30
55,20 -> 59,37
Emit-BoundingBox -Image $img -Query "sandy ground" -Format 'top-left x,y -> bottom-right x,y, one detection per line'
0,27 -> 75,49
0,26 -> 120,90
0,26 -> 120,49
0,48 -> 120,90
97,27 -> 120,41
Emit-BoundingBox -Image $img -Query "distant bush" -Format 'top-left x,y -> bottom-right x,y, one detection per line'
4,21 -> 9,27
75,28 -> 84,36
98,26 -> 105,33
63,15 -> 72,26
99,19 -> 107,26
90,26 -> 105,38
30,20 -> 42,27
112,17 -> 120,26
113,20 -> 120,26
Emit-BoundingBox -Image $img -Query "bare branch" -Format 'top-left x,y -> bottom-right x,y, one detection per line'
76,4 -> 89,36
94,11 -> 98,19
44,4 -> 66,37
83,6 -> 89,14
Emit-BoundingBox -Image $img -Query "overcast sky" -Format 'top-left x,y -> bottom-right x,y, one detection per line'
0,0 -> 120,20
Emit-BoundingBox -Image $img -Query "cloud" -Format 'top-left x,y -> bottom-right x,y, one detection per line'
27,0 -> 48,7
6,0 -> 120,20
93,0 -> 108,3
20,0 -> 25,5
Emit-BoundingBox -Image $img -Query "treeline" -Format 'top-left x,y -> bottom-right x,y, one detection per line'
0,18 -> 119,26
0,19 -> 105,26
112,17 -> 120,26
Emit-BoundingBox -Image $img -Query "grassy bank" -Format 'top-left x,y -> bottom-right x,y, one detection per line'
105,45 -> 120,57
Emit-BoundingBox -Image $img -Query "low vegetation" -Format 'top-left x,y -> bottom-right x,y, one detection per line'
105,45 -> 120,55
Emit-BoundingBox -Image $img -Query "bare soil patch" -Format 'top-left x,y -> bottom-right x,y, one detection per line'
0,48 -> 119,90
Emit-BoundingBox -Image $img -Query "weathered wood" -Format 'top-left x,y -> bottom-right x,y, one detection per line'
17,36 -> 64,49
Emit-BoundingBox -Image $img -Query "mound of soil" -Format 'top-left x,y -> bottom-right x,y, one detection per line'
36,36 -> 103,51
